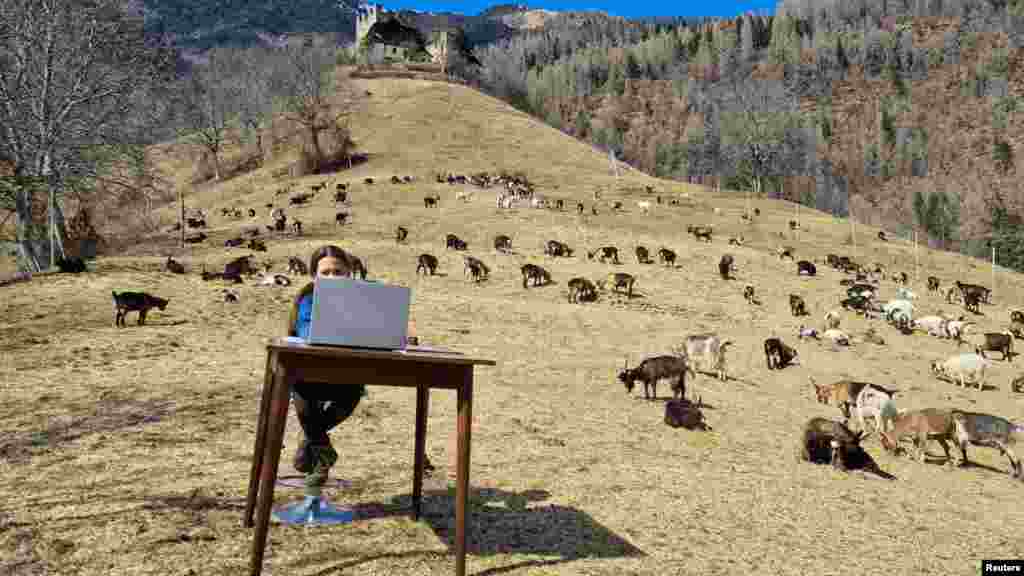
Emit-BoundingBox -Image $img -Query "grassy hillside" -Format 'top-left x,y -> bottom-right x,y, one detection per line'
2,75 -> 1023,575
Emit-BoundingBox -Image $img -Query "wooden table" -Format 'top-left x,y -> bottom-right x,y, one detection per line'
244,337 -> 495,576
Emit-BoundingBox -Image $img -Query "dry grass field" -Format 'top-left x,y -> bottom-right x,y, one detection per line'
3,75 -> 1024,576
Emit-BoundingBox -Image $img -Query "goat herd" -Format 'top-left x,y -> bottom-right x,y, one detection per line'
43,168 -> 1024,484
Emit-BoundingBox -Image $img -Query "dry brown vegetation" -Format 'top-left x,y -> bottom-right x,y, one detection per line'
2,75 -> 1024,576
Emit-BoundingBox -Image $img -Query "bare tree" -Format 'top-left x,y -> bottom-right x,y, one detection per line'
268,36 -> 355,173
179,47 -> 244,182
230,46 -> 275,163
0,0 -> 175,271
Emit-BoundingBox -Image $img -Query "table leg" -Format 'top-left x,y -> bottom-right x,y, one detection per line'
245,351 -> 277,527
250,365 -> 292,576
413,383 -> 429,520
455,370 -> 473,576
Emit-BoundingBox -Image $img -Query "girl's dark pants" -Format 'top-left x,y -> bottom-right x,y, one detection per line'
291,381 -> 365,476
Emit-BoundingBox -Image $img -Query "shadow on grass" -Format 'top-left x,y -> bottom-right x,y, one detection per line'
354,487 -> 644,569
0,394 -> 176,464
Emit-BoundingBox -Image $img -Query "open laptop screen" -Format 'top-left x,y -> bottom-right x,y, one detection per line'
308,277 -> 411,350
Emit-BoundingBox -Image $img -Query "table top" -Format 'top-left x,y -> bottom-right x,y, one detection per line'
267,337 -> 496,366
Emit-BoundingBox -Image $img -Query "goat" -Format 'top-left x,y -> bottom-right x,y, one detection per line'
796,260 -> 817,276
743,285 -> 760,305
798,325 -> 819,340
545,240 -> 573,257
247,239 -> 267,252
945,318 -> 973,342
637,200 -> 651,215
577,202 -> 584,214
334,190 -> 348,204
963,331 -> 1014,361
946,286 -> 963,304
824,310 -> 841,330
788,219 -> 800,231
424,195 -> 440,208
789,294 -> 808,317
391,175 -> 401,184
1012,310 -> 1024,324
777,246 -> 796,261
728,236 -> 744,246
635,246 -> 651,264
334,212 -> 349,226
931,353 -> 991,390
657,247 -> 676,267
165,257 -> 185,274
678,334 -> 733,381
515,263 -> 547,288
718,254 -> 735,280
567,277 -> 597,303
619,355 -> 696,400
854,385 -> 900,433
248,208 -> 256,218
494,235 -> 513,253
364,177 -> 374,185
446,233 -> 468,251
403,176 -> 413,183
927,276 -> 940,292
396,226 -> 409,243
555,199 -> 564,210
963,291 -> 982,314
288,256 -> 308,276
823,328 -> 851,347
879,409 -> 958,464
665,397 -> 709,430
257,273 -> 291,287
811,378 -> 871,420
223,255 -> 256,281
597,272 -> 636,298
612,201 -> 623,211
956,281 -> 992,304
950,411 -> 1023,478
798,418 -> 882,474
687,225 -> 713,242
416,253 -> 439,276
912,315 -> 949,338
587,246 -> 620,264
765,338 -> 800,370
877,230 -> 887,241
463,255 -> 490,282
826,254 -> 840,268
891,271 -> 909,284
224,237 -> 245,248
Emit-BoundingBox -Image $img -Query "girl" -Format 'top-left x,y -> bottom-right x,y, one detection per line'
287,245 -> 421,493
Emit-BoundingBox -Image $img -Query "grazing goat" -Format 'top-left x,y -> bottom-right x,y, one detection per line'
796,260 -> 816,276
950,411 -> 1023,478
446,234 -> 468,251
165,257 -> 185,274
637,200 -> 651,214
463,255 -> 490,282
665,397 -> 709,430
789,294 -> 808,317
567,277 -> 597,303
879,409 -> 958,464
424,195 -> 440,208
927,276 -> 940,292
657,247 -> 676,267
728,236 -> 744,246
520,264 -> 551,288
798,418 -> 885,475
248,208 -> 256,218
416,254 -> 439,276
765,338 -> 800,370
777,246 -> 795,260
494,235 -> 513,253
247,239 -> 267,252
597,272 -> 636,298
291,220 -> 303,235
635,246 -> 651,264
718,255 -> 734,280
545,240 -> 573,257
335,212 -> 349,226
334,190 -> 348,204
287,256 -> 308,276
587,246 -> 620,264
931,353 -> 991,390
679,334 -> 733,381
223,255 -> 256,282
956,281 -> 991,304
743,285 -> 759,305
391,175 -> 401,184
1012,310 -> 1024,324
963,331 -> 1014,361
963,291 -> 982,314
396,226 -> 409,243
112,291 -> 169,327
619,355 -> 695,400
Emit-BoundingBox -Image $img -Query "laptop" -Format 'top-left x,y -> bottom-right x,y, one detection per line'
307,277 -> 411,350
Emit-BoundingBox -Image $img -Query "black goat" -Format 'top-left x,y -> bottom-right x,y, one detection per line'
396,226 -> 409,243
587,246 -> 620,264
927,276 -> 940,292
56,256 -> 86,273
416,254 -> 439,276
567,277 -> 597,303
789,294 -> 808,317
719,255 -> 735,280
635,246 -> 651,264
165,257 -> 185,274
797,260 -> 817,276
657,247 -> 676,267
765,338 -> 800,370
446,233 -> 468,251
494,235 -> 513,253
545,240 -> 573,257
618,355 -> 695,401
521,263 -> 551,288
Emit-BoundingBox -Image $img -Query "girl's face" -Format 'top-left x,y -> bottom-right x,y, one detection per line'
316,256 -> 346,278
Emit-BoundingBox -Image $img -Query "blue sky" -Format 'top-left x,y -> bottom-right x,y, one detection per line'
359,1 -> 779,19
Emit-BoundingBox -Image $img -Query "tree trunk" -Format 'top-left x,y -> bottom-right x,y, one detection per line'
14,189 -> 42,272
309,126 -> 323,170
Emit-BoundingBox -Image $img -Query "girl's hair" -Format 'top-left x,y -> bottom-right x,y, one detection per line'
308,244 -> 349,278
287,245 -> 348,336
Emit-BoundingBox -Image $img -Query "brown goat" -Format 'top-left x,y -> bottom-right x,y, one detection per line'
879,408 -> 958,464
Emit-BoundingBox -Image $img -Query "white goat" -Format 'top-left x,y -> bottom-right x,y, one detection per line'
855,385 -> 899,433
912,315 -> 948,338
824,310 -> 841,330
823,328 -> 851,347
456,189 -> 474,202
945,319 -> 972,342
676,334 -> 733,381
637,200 -> 651,215
930,353 -> 992,390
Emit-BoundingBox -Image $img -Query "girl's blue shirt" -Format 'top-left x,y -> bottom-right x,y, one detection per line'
295,292 -> 313,339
